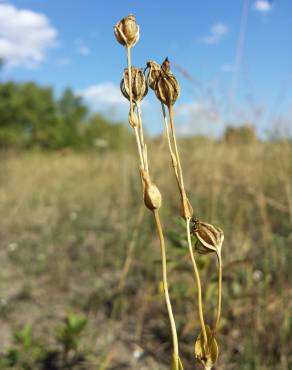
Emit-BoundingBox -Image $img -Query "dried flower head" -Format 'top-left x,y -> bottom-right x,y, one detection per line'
154,58 -> 180,107
145,61 -> 161,90
194,325 -> 219,370
120,67 -> 148,104
114,14 -> 140,48
191,218 -> 224,255
141,170 -> 162,211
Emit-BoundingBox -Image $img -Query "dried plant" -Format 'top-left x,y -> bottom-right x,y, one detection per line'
114,14 -> 182,370
114,14 -> 225,370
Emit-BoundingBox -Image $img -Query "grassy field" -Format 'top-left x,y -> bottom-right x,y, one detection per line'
0,139 -> 291,369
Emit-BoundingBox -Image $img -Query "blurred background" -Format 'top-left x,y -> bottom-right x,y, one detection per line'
0,0 -> 291,369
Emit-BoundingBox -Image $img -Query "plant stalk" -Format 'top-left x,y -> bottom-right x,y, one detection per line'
153,209 -> 179,367
186,218 -> 208,344
214,252 -> 222,332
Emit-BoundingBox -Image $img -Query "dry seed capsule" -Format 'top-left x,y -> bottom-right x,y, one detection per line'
120,67 -> 148,104
128,110 -> 139,128
114,14 -> 140,48
191,218 -> 224,254
141,170 -> 162,211
180,196 -> 194,219
145,61 -> 161,90
154,58 -> 180,107
195,325 -> 219,370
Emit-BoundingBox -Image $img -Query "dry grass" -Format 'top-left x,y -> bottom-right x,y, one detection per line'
0,140 -> 291,369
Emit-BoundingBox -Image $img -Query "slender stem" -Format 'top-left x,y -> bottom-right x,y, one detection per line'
214,253 -> 222,332
161,103 -> 181,193
168,105 -> 187,200
153,210 -> 179,365
137,103 -> 148,173
134,125 -> 145,170
186,218 -> 208,344
137,103 -> 145,153
126,47 -> 144,171
126,46 -> 134,116
117,206 -> 144,293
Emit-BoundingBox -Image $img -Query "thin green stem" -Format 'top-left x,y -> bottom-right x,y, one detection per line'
186,218 -> 208,344
153,209 -> 179,367
214,253 -> 222,332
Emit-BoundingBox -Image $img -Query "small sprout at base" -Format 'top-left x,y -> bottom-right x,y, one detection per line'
191,218 -> 224,255
120,67 -> 148,104
145,60 -> 161,90
141,169 -> 162,211
194,325 -> 219,370
154,58 -> 180,107
114,14 -> 140,48
128,110 -> 139,128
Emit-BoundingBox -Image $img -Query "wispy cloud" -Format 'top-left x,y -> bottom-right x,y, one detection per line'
0,3 -> 57,68
201,22 -> 229,44
74,38 -> 91,56
253,0 -> 273,12
175,100 -> 220,136
221,63 -> 234,72
78,83 -> 127,108
56,57 -> 71,67
78,45 -> 91,56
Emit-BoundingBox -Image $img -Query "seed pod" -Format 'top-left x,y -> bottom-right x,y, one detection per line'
128,110 -> 139,128
120,67 -> 148,104
141,170 -> 162,211
145,61 -> 161,90
180,196 -> 193,219
191,218 -> 224,255
114,14 -> 140,48
194,325 -> 219,370
154,58 -> 180,107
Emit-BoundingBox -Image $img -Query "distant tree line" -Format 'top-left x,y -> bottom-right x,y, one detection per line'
0,82 -> 131,150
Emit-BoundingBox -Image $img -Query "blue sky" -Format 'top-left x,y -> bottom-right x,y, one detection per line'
0,0 -> 292,137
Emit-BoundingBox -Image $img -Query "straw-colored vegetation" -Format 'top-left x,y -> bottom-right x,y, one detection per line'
0,139 -> 291,369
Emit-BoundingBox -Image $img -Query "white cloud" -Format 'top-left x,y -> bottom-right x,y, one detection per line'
253,0 -> 272,12
202,22 -> 229,45
0,3 -> 57,68
175,100 -> 220,136
78,45 -> 91,56
78,83 -> 127,107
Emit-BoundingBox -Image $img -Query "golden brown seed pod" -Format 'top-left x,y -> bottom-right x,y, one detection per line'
194,325 -> 219,370
128,110 -> 139,128
191,218 -> 224,255
180,196 -> 194,219
141,170 -> 162,211
154,58 -> 180,107
114,14 -> 140,48
120,67 -> 148,104
145,60 -> 161,90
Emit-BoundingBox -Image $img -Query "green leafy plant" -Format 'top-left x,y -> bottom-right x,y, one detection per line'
0,324 -> 44,369
57,312 -> 87,356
